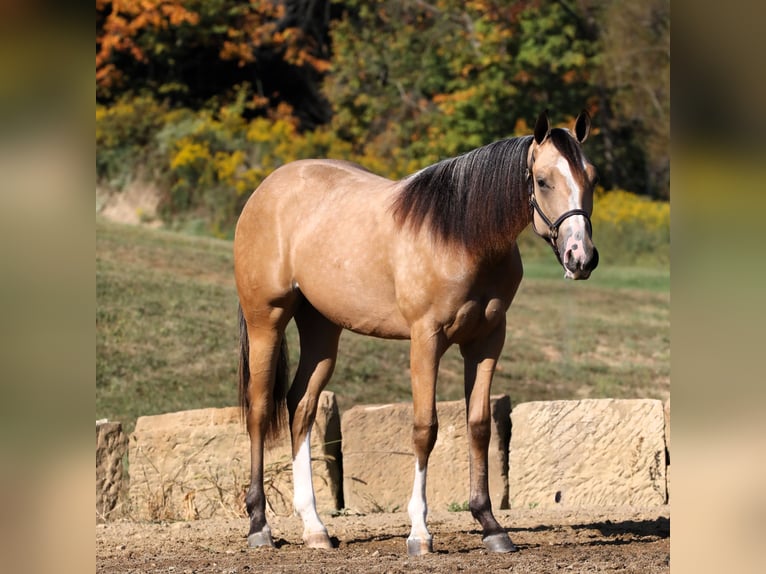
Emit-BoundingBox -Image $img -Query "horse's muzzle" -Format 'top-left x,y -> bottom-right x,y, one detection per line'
563,245 -> 599,280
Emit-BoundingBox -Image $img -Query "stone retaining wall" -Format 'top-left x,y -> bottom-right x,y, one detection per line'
126,391 -> 341,521
96,395 -> 669,521
509,399 -> 667,509
341,396 -> 511,513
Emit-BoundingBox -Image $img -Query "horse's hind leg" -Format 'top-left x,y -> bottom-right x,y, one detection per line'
241,302 -> 296,548
460,324 -> 517,553
287,302 -> 342,549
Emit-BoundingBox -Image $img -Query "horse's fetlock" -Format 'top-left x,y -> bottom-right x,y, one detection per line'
469,494 -> 491,519
245,487 -> 264,516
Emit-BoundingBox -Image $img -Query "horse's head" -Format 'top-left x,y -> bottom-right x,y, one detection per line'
527,110 -> 599,280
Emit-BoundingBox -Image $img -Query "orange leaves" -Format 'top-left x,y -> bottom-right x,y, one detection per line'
97,0 -> 326,85
97,0 -> 199,90
220,40 -> 256,67
219,10 -> 330,73
98,0 -> 331,102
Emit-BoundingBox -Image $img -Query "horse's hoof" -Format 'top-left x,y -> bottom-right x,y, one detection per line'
482,532 -> 517,553
248,529 -> 275,548
303,530 -> 333,549
407,537 -> 433,556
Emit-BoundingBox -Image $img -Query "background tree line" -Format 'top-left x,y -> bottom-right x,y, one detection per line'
97,0 -> 669,246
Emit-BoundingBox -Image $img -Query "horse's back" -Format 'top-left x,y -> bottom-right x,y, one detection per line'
237,158 -> 396,236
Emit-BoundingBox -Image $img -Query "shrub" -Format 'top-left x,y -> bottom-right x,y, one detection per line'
591,188 -> 670,266
96,95 -> 169,188
157,104 -> 255,236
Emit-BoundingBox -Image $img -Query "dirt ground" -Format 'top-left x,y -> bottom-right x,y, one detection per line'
97,505 -> 669,573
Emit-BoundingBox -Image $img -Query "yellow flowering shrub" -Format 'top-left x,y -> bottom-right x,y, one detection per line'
96,95 -> 170,187
591,188 -> 670,265
593,189 -> 669,232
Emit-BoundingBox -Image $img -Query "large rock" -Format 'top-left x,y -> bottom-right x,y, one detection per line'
342,396 -> 511,514
128,391 -> 342,521
96,420 -> 127,521
509,399 -> 667,509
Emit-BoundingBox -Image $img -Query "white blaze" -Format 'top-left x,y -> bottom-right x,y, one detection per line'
554,156 -> 591,277
554,156 -> 588,239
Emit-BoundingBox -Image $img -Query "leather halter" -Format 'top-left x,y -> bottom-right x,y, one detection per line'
525,152 -> 593,265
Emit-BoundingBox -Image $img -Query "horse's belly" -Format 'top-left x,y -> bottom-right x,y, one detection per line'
292,243 -> 410,339
297,279 -> 410,339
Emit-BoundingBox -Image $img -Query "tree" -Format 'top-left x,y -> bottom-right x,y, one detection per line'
596,0 -> 669,198
96,0 -> 334,127
324,0 -> 669,196
96,0 -> 670,197
325,1 -> 596,170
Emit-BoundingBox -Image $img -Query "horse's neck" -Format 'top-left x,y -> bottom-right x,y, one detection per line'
489,181 -> 532,257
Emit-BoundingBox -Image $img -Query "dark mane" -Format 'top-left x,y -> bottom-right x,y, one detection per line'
391,135 -> 533,255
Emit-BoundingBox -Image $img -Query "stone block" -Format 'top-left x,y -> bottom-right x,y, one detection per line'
128,391 -> 341,521
509,399 -> 667,509
96,420 -> 127,521
342,395 -> 511,513
664,397 -> 670,501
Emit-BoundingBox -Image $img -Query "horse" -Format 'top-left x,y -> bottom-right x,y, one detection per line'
234,110 -> 599,555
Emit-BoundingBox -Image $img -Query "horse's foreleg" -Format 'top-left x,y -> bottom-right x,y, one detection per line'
288,304 -> 342,549
461,324 -> 517,553
406,325 -> 447,556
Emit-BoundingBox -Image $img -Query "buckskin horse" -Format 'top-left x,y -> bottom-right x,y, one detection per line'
234,110 -> 599,554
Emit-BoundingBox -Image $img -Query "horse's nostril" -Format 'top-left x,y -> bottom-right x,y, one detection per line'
564,249 -> 583,272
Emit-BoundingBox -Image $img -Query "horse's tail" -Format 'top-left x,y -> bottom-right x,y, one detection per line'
238,303 -> 288,442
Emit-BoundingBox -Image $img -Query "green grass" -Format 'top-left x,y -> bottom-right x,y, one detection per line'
97,219 -> 669,435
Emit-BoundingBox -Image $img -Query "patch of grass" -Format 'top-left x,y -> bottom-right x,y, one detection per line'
520,258 -> 669,292
97,220 -> 241,435
97,219 -> 669,435
447,501 -> 470,512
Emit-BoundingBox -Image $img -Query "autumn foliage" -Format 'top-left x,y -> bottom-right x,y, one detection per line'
96,0 -> 669,259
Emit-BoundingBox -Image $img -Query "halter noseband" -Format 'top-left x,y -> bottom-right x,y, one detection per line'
525,154 -> 593,265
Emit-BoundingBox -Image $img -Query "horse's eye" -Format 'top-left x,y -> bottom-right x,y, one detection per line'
536,178 -> 546,188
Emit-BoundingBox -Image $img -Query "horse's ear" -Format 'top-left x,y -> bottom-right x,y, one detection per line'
574,109 -> 591,143
534,109 -> 550,144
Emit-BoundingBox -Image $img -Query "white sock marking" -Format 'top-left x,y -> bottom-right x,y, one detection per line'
407,462 -> 431,541
293,431 -> 326,535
